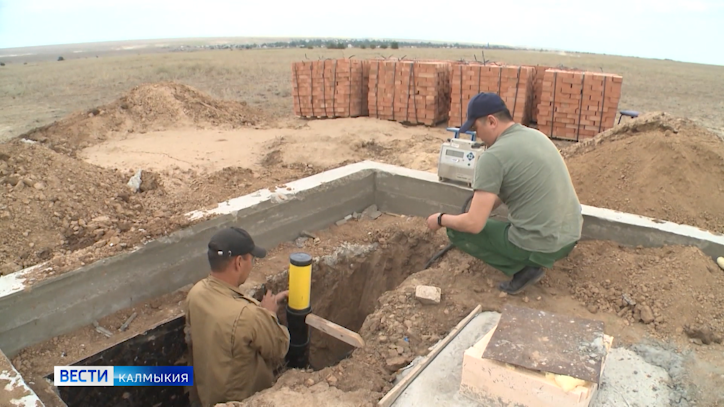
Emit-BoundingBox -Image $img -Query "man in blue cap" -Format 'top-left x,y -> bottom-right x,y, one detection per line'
426,93 -> 583,295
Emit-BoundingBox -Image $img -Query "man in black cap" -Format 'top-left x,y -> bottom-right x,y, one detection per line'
427,93 -> 583,295
183,227 -> 290,406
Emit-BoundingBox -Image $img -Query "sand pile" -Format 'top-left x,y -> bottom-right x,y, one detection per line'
562,112 -> 724,233
20,82 -> 267,156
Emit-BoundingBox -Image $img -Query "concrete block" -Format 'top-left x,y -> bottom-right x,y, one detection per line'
0,347 -> 45,406
460,323 -> 613,407
362,204 -> 383,220
415,285 -> 441,305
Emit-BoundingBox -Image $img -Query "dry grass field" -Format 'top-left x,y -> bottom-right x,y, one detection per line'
2,47 -> 723,141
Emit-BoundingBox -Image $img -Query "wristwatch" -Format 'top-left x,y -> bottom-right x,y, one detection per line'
437,213 -> 446,227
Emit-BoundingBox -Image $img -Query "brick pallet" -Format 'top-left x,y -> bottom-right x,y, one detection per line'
529,65 -> 552,123
449,65 -> 534,128
292,59 -> 370,118
368,60 -> 451,126
536,69 -> 623,141
528,66 -> 583,123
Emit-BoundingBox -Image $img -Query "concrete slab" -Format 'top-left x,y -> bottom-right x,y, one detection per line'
389,312 -> 673,407
390,312 -> 500,407
3,160 -> 724,358
591,348 -> 673,406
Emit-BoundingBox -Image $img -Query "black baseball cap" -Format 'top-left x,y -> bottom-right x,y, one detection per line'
208,227 -> 267,259
458,92 -> 509,134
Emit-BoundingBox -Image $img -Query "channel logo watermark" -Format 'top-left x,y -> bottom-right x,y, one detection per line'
54,366 -> 193,386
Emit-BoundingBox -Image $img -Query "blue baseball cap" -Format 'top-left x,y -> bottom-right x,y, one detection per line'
458,93 -> 509,134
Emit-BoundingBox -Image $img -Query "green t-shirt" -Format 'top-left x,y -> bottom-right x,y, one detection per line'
473,124 -> 583,253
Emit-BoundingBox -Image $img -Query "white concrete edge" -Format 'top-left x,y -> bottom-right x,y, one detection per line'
183,160 -> 410,220
581,205 -> 724,247
0,246 -> 144,300
0,361 -> 44,406
0,262 -> 49,298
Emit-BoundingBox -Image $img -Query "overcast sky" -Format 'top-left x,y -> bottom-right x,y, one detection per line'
1,0 -> 722,66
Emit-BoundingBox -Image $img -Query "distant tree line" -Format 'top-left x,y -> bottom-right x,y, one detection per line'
169,38 -> 515,52
277,38 -> 512,50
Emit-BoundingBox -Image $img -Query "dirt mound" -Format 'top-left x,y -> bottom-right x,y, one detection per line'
0,134 -> 369,279
0,140 -> 189,273
562,112 -> 724,233
551,241 -> 724,342
20,82 -> 267,156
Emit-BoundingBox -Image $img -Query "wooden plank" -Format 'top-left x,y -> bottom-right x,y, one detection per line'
377,304 -> 483,407
305,313 -> 365,348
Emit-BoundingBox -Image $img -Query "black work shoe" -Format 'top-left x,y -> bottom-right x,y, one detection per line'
498,267 -> 546,295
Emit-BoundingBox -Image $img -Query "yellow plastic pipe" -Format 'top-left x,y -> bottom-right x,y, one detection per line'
288,252 -> 313,311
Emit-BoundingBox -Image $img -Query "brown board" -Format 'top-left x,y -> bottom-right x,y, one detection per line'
482,304 -> 606,383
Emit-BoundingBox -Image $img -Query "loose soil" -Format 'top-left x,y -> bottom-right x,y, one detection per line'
77,120 -> 442,177
552,240 -> 724,342
12,218 -> 724,407
0,139 -> 313,275
18,82 -> 268,157
563,112 -> 724,233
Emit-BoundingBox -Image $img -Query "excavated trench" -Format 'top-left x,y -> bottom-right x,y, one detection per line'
46,230 -> 440,406
265,230 -> 440,370
48,317 -> 189,407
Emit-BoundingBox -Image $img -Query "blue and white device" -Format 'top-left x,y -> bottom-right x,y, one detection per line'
437,127 -> 486,187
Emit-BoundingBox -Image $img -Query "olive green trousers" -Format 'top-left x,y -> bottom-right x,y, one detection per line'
446,219 -> 577,276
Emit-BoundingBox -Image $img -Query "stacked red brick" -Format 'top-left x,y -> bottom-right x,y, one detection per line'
528,66 -> 585,123
292,59 -> 370,118
537,69 -> 623,140
529,65 -> 552,123
449,65 -> 534,128
368,60 -> 451,126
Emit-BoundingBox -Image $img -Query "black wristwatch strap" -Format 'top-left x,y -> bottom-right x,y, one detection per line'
438,213 -> 446,227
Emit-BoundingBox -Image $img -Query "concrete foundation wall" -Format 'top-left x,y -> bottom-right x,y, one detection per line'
0,169 -> 375,357
2,161 -> 723,358
580,206 -> 724,258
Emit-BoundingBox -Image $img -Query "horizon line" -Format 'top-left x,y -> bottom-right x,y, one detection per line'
0,36 -> 713,67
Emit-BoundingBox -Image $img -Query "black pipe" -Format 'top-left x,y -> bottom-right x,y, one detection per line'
285,305 -> 311,369
423,193 -> 475,270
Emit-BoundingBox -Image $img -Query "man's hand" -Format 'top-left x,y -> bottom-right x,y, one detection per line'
260,289 -> 289,314
426,213 -> 443,232
428,191 -> 498,234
